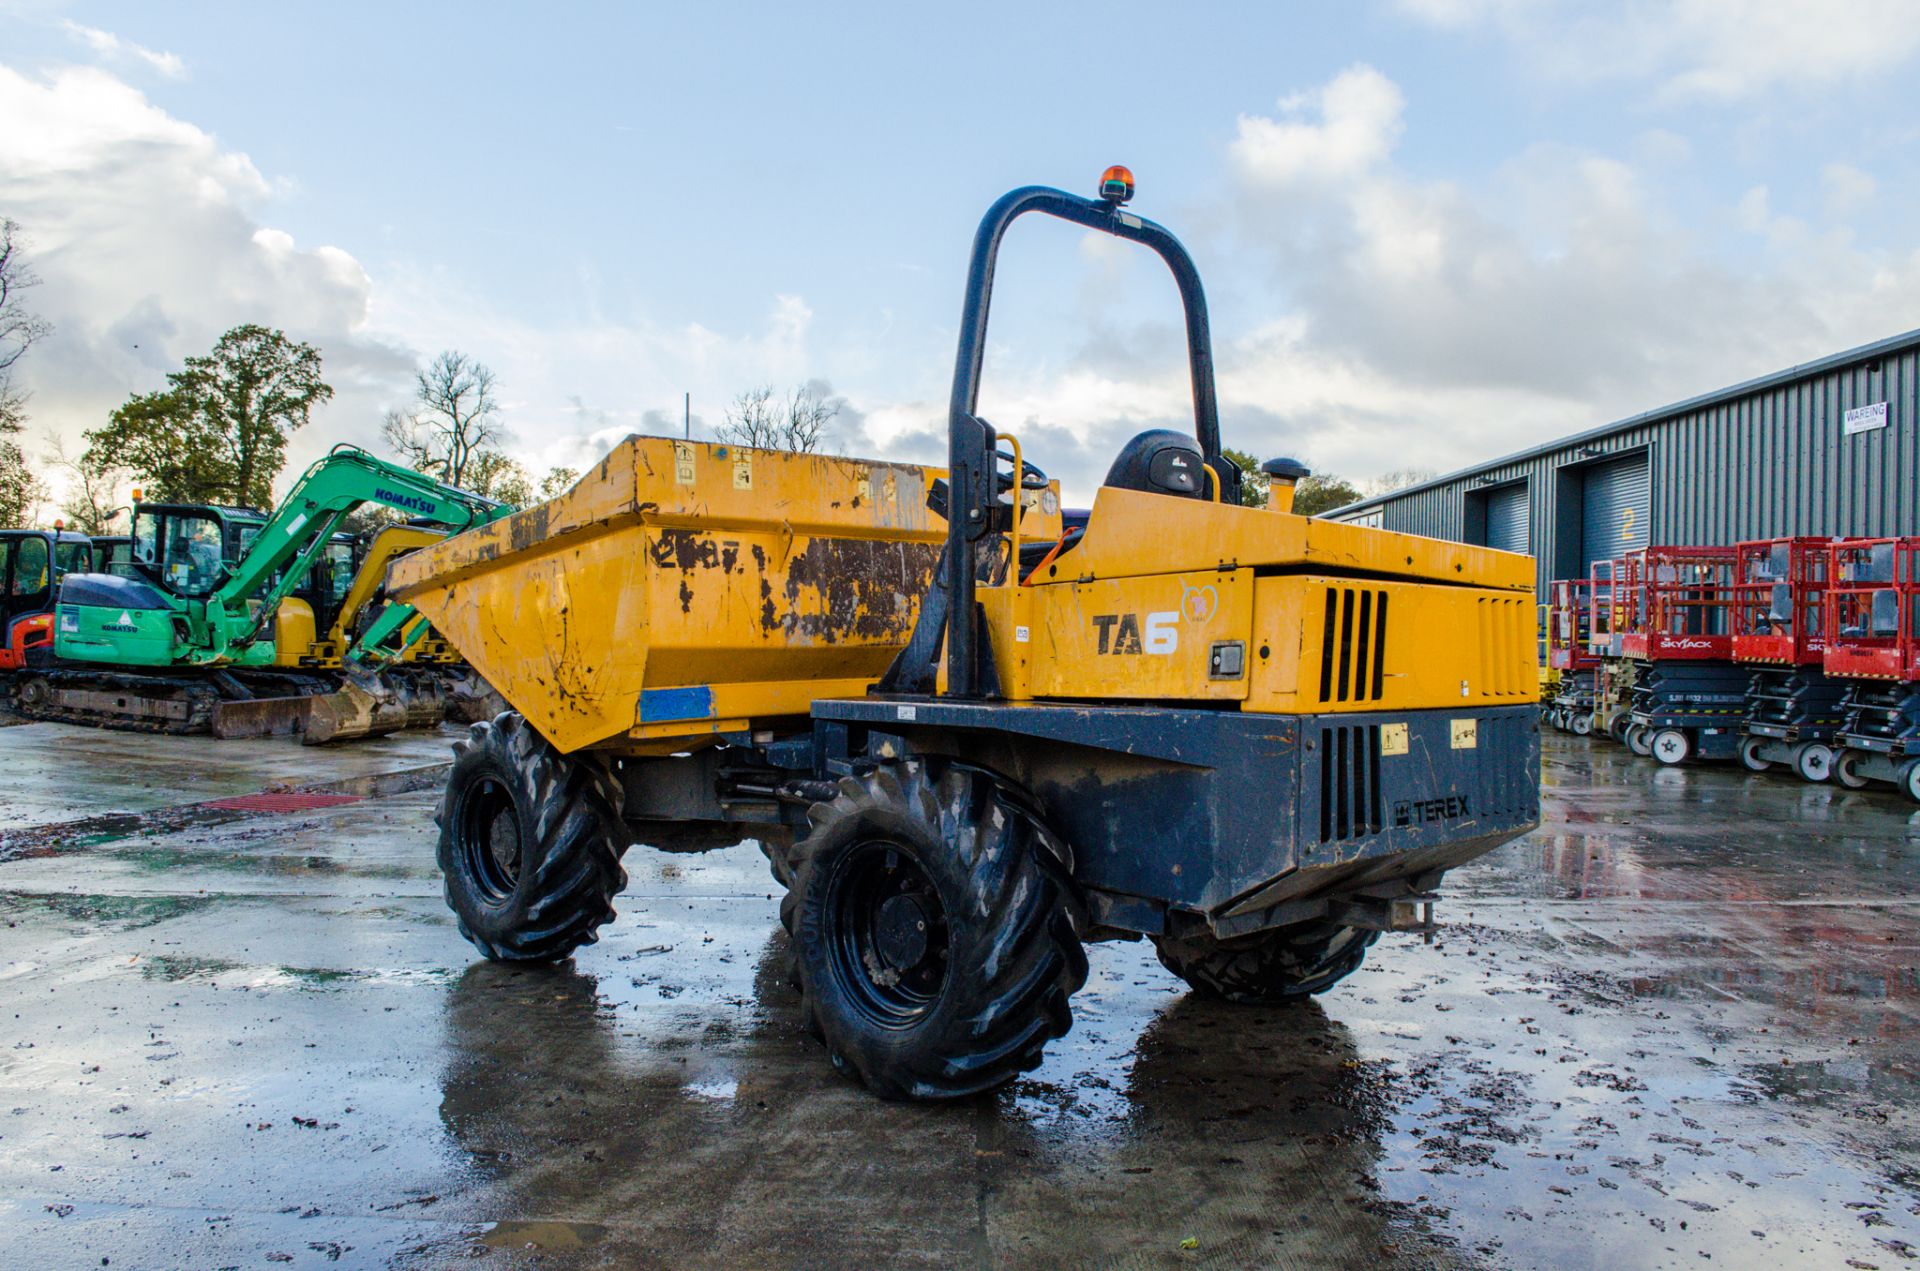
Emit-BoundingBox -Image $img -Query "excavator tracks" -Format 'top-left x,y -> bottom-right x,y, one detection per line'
11,668 -> 334,736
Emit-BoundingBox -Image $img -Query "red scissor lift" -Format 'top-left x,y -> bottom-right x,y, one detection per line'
1825,538 -> 1920,801
1731,537 -> 1847,783
1589,557 -> 1639,742
1545,577 -> 1600,735
1618,546 -> 1748,766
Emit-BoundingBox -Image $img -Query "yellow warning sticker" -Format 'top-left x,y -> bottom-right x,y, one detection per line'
673,442 -> 696,485
1380,723 -> 1408,756
732,452 -> 753,490
1451,719 -> 1478,749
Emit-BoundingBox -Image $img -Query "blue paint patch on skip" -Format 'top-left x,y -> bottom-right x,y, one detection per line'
639,685 -> 715,723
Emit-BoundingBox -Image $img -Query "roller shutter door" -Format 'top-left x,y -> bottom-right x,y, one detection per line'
1581,452 -> 1650,572
1483,483 -> 1529,555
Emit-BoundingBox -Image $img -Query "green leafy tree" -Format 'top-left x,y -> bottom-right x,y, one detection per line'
1222,448 -> 1267,508
1292,473 -> 1364,517
85,325 -> 332,508
85,390 -> 231,504
0,439 -> 44,526
464,449 -> 534,506
538,466 -> 578,500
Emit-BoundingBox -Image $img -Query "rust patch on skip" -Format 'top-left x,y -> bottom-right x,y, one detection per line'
651,528 -> 722,572
779,539 -> 939,644
508,504 -> 553,553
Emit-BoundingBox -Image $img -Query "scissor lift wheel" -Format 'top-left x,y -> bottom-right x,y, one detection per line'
1793,744 -> 1833,784
1651,728 -> 1691,766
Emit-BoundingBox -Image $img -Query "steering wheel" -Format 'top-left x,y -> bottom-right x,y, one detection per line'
992,449 -> 1050,492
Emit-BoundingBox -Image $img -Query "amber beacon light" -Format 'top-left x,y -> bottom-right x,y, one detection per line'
1098,165 -> 1135,204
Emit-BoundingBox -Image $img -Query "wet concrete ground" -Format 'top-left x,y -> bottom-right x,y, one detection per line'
0,724 -> 1916,1269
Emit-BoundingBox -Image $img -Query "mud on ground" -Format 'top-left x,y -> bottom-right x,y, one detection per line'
0,726 -> 1915,1268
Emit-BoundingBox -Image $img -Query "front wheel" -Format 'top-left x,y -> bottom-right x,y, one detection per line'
1902,759 -> 1920,804
1738,736 -> 1772,772
436,713 -> 629,962
1651,728 -> 1691,766
783,760 -> 1087,1101
1835,749 -> 1873,790
1152,921 -> 1380,1004
1626,723 -> 1654,757
1570,713 -> 1593,737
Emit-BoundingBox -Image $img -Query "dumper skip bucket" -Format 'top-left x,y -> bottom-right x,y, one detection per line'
385,437 -> 992,755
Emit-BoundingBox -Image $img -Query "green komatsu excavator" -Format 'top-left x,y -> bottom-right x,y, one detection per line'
14,445 -> 509,735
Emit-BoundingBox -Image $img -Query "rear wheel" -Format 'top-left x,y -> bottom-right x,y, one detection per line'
1651,728 -> 1691,766
436,713 -> 629,962
1608,715 -> 1629,744
1901,759 -> 1920,804
1626,723 -> 1653,757
1738,736 -> 1772,772
783,760 -> 1087,1100
1570,713 -> 1592,737
1152,921 -> 1379,1004
1834,749 -> 1872,790
1793,743 -> 1833,784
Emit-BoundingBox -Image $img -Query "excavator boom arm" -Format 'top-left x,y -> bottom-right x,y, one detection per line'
206,446 -> 507,653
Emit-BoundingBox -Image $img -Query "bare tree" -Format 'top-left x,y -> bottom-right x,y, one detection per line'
716,383 -> 839,453
0,219 -> 51,516
1364,467 -> 1437,497
45,437 -> 126,535
0,219 -> 52,385
382,350 -> 501,486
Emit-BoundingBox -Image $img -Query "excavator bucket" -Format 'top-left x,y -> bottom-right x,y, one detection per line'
302,678 -> 416,745
384,437 -> 1005,754
211,695 -> 324,739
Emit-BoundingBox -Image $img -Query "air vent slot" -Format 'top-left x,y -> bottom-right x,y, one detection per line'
1318,723 -> 1383,842
1477,596 -> 1529,698
1319,587 -> 1389,703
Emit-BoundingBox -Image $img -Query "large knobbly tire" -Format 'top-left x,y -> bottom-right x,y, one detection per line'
782,759 -> 1088,1101
436,713 -> 629,962
1152,920 -> 1379,1004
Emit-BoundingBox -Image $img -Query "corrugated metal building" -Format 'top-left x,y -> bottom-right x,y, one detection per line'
1328,327 -> 1920,599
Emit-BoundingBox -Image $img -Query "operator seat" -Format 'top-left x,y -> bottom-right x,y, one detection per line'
1018,430 -> 1207,583
1102,429 -> 1208,498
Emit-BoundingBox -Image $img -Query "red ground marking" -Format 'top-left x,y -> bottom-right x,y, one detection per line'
198,792 -> 364,814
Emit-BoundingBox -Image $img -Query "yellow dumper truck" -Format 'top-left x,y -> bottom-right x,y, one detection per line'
389,172 -> 1540,1100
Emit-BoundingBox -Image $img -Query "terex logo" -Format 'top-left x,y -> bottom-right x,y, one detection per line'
1093,612 -> 1179,655
375,487 -> 438,517
1394,795 -> 1471,827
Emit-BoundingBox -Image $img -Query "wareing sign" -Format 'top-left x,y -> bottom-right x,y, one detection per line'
1844,402 -> 1888,436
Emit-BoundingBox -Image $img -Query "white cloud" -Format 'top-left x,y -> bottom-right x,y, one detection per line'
1086,64 -> 1920,489
0,64 -> 407,504
1394,0 -> 1920,102
1821,162 -> 1877,220
0,61 -> 832,507
61,19 -> 186,80
6,51 -> 1919,517
1232,66 -> 1404,187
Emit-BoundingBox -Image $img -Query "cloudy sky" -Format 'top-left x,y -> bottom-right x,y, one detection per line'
4,0 -> 1919,505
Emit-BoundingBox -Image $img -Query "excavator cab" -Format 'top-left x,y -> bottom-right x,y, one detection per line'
128,503 -> 266,599
0,528 -> 95,672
